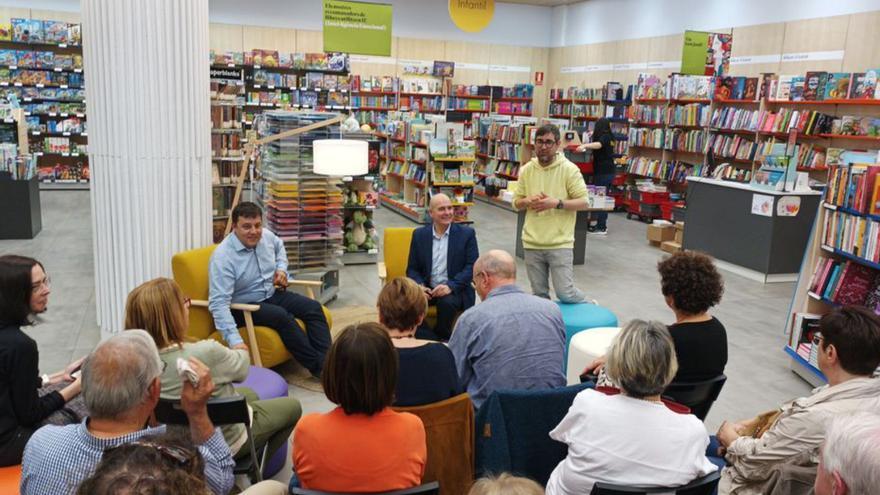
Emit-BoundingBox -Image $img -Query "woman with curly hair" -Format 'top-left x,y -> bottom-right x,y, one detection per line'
585,250 -> 727,382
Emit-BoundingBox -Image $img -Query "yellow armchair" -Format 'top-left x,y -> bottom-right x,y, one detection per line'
377,227 -> 438,326
172,245 -> 332,368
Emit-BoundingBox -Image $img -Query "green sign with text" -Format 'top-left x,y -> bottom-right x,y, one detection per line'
323,0 -> 392,57
681,30 -> 709,75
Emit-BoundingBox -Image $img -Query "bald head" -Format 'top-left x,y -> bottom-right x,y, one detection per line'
476,250 -> 517,280
429,193 -> 454,230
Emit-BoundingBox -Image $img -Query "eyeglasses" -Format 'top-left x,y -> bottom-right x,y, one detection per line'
105,440 -> 197,467
535,139 -> 558,147
31,275 -> 51,293
812,333 -> 824,347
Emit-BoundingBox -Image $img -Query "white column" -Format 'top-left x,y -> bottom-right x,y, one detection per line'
82,0 -> 212,335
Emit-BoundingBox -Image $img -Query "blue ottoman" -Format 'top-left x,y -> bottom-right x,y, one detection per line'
554,302 -> 618,371
235,366 -> 291,478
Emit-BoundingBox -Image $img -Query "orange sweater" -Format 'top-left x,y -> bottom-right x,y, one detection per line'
293,407 -> 427,492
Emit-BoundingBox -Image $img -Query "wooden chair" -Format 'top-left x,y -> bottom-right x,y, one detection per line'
171,245 -> 332,368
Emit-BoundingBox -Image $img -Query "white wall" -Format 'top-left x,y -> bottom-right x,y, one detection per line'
553,0 -> 880,47
7,0 -> 555,47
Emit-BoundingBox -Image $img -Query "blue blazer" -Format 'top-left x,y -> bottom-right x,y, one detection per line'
406,223 -> 478,308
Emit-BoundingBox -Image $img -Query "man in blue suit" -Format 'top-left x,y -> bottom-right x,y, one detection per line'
407,193 -> 479,340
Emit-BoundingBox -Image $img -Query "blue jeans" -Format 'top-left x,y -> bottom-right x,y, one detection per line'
592,173 -> 615,230
707,435 -> 728,469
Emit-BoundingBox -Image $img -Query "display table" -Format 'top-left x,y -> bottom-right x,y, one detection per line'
684,177 -> 821,283
515,207 -> 613,265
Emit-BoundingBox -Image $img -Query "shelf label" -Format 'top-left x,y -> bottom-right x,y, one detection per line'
560,65 -> 585,74
730,54 -> 782,65
613,62 -> 648,70
9,65 -> 16,70
646,60 -> 681,69
13,82 -> 22,87
36,84 -> 44,88
349,54 -> 396,65
781,50 -> 845,63
54,67 -> 61,72
488,64 -> 530,73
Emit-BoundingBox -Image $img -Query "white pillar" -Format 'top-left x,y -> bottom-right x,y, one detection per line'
82,0 -> 212,335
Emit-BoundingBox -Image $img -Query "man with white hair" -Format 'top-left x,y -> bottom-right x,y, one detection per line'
448,249 -> 566,408
814,412 -> 880,495
20,330 -> 234,495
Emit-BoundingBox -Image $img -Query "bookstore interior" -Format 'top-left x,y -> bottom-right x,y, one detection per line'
2,0 -> 880,493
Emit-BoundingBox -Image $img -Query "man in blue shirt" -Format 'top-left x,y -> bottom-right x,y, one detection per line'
448,249 -> 566,409
20,330 -> 234,495
209,202 -> 330,376
406,193 -> 479,340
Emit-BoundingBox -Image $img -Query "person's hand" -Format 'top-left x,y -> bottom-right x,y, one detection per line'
431,284 -> 451,298
422,285 -> 434,300
60,374 -> 82,402
62,356 -> 86,381
531,195 -> 559,212
273,270 -> 289,289
231,343 -> 249,352
180,357 -> 215,417
582,355 -> 607,375
518,193 -> 544,209
717,420 -> 743,449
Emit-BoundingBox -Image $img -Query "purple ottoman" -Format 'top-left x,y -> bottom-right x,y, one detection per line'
235,366 -> 291,478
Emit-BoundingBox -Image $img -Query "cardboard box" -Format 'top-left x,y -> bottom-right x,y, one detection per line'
674,221 -> 685,244
661,240 -> 682,254
647,224 -> 676,244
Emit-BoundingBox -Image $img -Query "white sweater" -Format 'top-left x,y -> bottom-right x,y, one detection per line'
545,389 -> 717,495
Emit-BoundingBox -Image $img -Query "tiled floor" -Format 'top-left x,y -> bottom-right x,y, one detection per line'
1,190 -> 813,484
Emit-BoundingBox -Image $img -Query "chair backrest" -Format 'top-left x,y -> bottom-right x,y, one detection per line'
171,245 -> 218,340
155,395 -> 251,427
590,469 -> 721,495
475,383 -> 593,486
662,374 -> 727,421
383,227 -> 415,282
290,481 -> 440,495
393,393 -> 474,495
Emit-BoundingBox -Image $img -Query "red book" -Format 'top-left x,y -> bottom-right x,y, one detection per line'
835,262 -> 876,306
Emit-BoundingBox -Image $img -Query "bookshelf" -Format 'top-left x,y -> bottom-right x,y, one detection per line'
340,132 -> 381,265
429,156 -> 475,224
2,18 -> 88,189
254,111 -> 343,304
472,116 -> 533,212
493,84 -> 534,117
351,75 -> 399,125
210,67 -> 247,242
379,119 -> 425,223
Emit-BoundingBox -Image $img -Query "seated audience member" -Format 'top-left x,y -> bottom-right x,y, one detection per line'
815,412 -> 880,495
0,255 -> 84,466
20,330 -> 234,495
545,320 -> 717,495
76,432 -> 288,495
125,277 -> 301,461
585,250 -> 727,382
407,193 -> 479,340
209,201 -> 331,377
292,324 -> 427,492
468,473 -> 545,495
448,249 -> 566,409
716,306 -> 880,495
376,277 -> 461,406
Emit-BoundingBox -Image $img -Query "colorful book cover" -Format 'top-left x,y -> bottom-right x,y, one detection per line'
743,78 -> 758,101
323,74 -> 338,91
67,23 -> 81,45
327,52 -> 348,72
836,263 -> 875,305
277,52 -> 292,68
825,73 -> 851,100
306,72 -> 323,89
0,50 -> 16,66
803,72 -> 826,101
789,76 -> 806,101
863,274 -> 880,314
870,181 -> 880,216
42,20 -> 69,44
0,23 -> 11,41
775,75 -> 794,101
849,72 -> 876,99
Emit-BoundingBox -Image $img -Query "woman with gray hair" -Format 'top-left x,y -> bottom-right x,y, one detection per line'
545,320 -> 717,495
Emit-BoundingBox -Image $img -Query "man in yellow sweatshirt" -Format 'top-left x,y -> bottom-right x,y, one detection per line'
513,124 -> 590,303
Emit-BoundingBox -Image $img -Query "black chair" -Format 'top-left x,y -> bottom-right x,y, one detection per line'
590,469 -> 721,495
154,395 -> 263,483
662,374 -> 727,421
290,481 -> 440,495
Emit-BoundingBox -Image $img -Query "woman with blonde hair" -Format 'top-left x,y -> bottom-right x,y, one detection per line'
376,277 -> 461,406
124,277 -> 301,461
468,473 -> 544,495
545,320 -> 716,495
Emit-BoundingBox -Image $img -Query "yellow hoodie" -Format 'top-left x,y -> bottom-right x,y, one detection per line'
513,152 -> 588,249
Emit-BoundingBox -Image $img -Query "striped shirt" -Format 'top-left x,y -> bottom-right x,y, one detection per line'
20,419 -> 234,495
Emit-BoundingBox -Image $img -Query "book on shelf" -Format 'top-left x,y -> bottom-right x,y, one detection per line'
848,72 -> 877,100
803,72 -> 827,101
789,76 -> 806,102
824,73 -> 852,100
789,313 -> 822,363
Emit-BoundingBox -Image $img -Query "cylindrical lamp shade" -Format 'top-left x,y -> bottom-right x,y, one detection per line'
313,139 -> 368,176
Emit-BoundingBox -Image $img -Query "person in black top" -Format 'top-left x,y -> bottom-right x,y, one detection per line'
0,255 -> 83,466
584,250 -> 728,383
577,117 -> 616,235
377,277 -> 461,407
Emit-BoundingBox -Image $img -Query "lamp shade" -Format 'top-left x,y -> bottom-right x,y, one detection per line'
313,139 -> 369,176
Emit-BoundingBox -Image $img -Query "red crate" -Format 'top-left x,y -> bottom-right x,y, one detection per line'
639,191 -> 671,204
660,200 -> 686,221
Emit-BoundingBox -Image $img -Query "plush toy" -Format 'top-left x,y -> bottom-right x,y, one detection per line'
345,210 -> 376,252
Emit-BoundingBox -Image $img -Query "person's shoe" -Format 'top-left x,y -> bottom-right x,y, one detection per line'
589,227 -> 608,236
587,225 -> 597,233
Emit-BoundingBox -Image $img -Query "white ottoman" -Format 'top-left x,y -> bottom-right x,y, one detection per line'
566,326 -> 621,385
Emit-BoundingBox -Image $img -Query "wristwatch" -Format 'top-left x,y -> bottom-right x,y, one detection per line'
41,374 -> 50,387
555,199 -> 564,209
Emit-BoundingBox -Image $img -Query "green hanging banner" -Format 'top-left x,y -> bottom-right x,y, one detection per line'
323,0 -> 392,57
681,30 -> 732,77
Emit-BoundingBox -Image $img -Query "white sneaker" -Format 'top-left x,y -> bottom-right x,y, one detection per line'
589,228 -> 608,236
